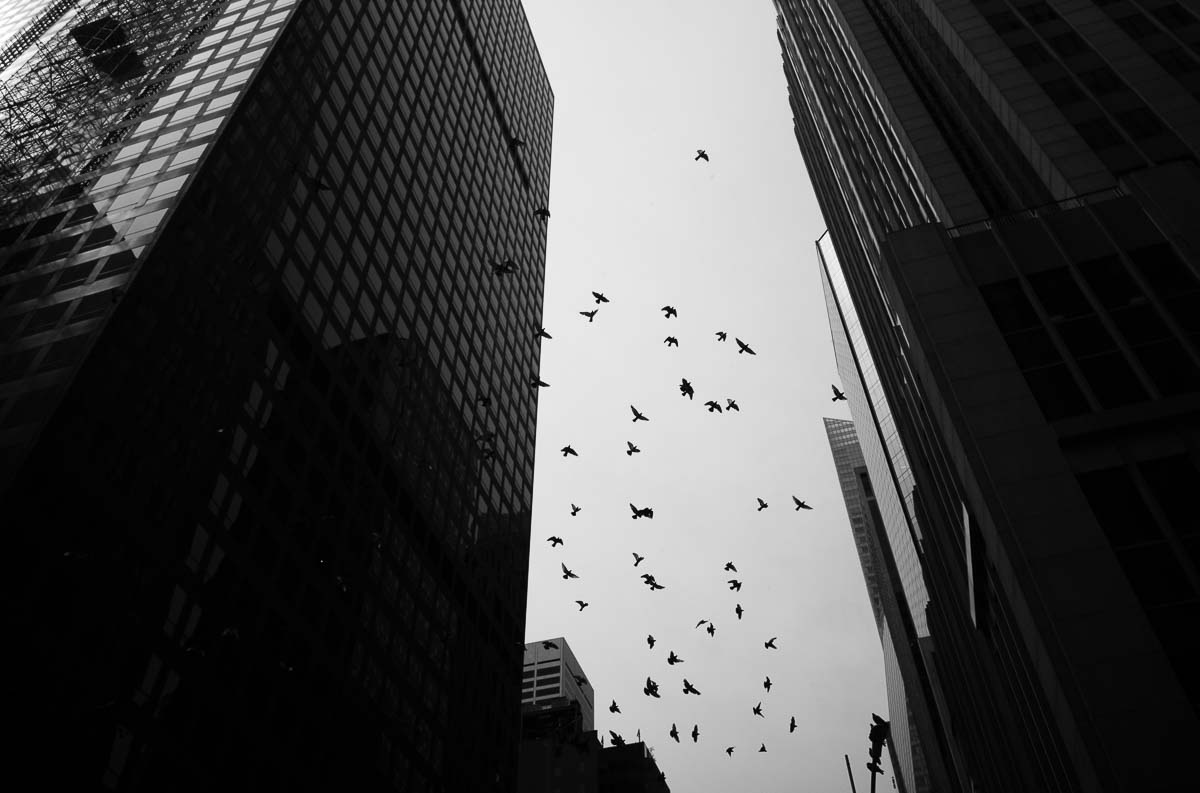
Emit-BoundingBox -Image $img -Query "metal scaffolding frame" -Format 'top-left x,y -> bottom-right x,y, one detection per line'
0,0 -> 227,217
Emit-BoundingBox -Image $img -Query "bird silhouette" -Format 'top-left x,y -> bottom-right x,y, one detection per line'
736,338 -> 756,355
723,564 -> 738,576
759,744 -> 767,753
695,619 -> 708,629
691,724 -> 700,743
630,503 -> 654,519
679,378 -> 694,399
542,641 -> 558,650
547,536 -> 563,547
695,149 -> 709,161
735,604 -> 744,619
789,716 -> 797,733
511,136 -> 526,147
647,635 -> 656,649
531,377 -> 550,388
764,676 -> 772,692
664,336 -> 679,347
626,441 -> 641,456
610,700 -> 621,714
648,579 -> 666,591
715,331 -> 727,341
667,651 -> 683,665
727,579 -> 742,591
575,600 -> 589,611
491,259 -> 519,275
561,445 -> 578,457
753,702 -> 764,717
706,623 -> 716,637
609,731 -> 625,747
631,405 -> 649,422
704,400 -> 723,413
682,679 -> 701,695
793,496 -> 813,511
726,746 -> 735,757
570,504 -> 581,516
573,673 -> 588,686
756,498 -> 768,511
662,305 -> 678,318
726,398 -> 739,412
580,309 -> 598,322
632,552 -> 645,566
592,291 -> 609,304
764,637 -> 778,649
670,723 -> 680,742
534,207 -> 550,218
535,326 -> 552,339
561,563 -> 579,580
644,677 -> 661,697
832,384 -> 848,401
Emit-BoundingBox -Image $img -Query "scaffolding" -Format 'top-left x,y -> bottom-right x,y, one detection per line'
0,0 -> 227,217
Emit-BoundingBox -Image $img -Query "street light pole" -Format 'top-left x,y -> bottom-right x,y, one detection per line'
845,754 -> 858,793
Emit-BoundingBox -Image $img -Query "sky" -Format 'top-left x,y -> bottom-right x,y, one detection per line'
519,1 -> 889,791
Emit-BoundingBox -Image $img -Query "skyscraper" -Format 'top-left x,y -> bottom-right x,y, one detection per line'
518,638 -> 600,793
2,1 -> 552,791
781,1 -> 1200,790
521,638 -> 596,732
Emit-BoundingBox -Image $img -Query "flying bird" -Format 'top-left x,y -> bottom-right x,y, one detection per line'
491,259 -> 519,275
644,677 -> 661,698
632,552 -> 645,566
561,563 -> 579,580
570,504 -> 581,516
667,651 -> 683,665
727,579 -> 742,591
610,700 -> 621,714
679,378 -> 694,399
735,604 -> 744,620
715,331 -> 727,341
691,724 -> 700,743
664,336 -> 679,347
531,377 -> 550,388
736,338 -> 756,355
759,744 -> 767,753
580,309 -> 598,322
670,723 -> 680,742
542,641 -> 558,650
534,207 -> 550,218
756,498 -> 768,511
682,679 -> 701,695
535,326 -> 552,339
573,673 -> 587,686
561,445 -> 578,457
609,731 -> 625,747
630,503 -> 654,519
832,384 -> 848,401
753,702 -> 764,717
793,496 -> 813,511
546,536 -> 563,547
695,619 -> 708,629
726,398 -> 739,412
626,441 -> 641,456
631,405 -> 648,422
661,305 -> 678,318
789,716 -> 797,733
764,637 -> 778,649
511,136 -> 526,147
704,400 -> 723,413
647,579 -> 666,591
764,676 -> 772,692
706,623 -> 716,637
575,600 -> 589,611
592,291 -> 609,304
647,635 -> 656,649
724,562 -> 737,572
695,149 -> 709,161
726,746 -> 735,757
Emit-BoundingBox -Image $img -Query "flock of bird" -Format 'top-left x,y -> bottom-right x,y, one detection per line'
527,149 -> 853,767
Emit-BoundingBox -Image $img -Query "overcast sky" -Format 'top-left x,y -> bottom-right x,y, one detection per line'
520,1 -> 889,791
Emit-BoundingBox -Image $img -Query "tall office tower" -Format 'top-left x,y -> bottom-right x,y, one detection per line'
518,638 -> 601,793
780,1 -> 1200,791
1,1 -> 552,791
521,638 -> 596,732
825,416 -> 950,793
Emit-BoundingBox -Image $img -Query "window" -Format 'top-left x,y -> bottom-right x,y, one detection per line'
1076,255 -> 1142,309
1075,118 -> 1126,149
980,279 -> 1040,332
1076,352 -> 1147,408
1028,268 -> 1092,320
1022,363 -> 1091,419
1076,467 -> 1162,547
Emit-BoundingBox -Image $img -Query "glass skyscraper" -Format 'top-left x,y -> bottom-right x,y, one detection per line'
1,1 -> 552,791
780,1 -> 1200,791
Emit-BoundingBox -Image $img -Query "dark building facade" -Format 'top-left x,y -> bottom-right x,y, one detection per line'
1,1 -> 552,791
597,743 -> 670,793
780,1 -> 1200,791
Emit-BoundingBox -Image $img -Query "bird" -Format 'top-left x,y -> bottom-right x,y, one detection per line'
724,563 -> 738,575
592,291 -> 609,304
630,504 -> 654,519
610,700 -> 621,714
667,651 -> 683,665
664,336 -> 679,347
704,400 -> 723,413
647,579 -> 666,591
789,716 -> 797,733
547,536 -> 563,547
695,149 -> 709,161
735,604 -> 744,620
575,600 -> 589,611
759,743 -> 767,753
632,552 -> 645,566
644,677 -> 661,698
764,637 -> 778,649
573,674 -> 588,686
753,703 -> 764,717
832,384 -> 848,401
511,136 -> 526,147
736,338 -> 756,355
715,331 -> 727,341
647,634 -> 656,649
626,441 -> 641,456
726,746 -> 735,757
691,724 -> 700,743
756,498 -> 768,511
542,641 -> 558,650
670,723 -> 680,742
682,679 -> 701,695
531,377 -> 550,388
561,563 -> 579,580
609,731 -> 625,747
661,305 -> 678,318
679,378 -> 694,399
491,259 -> 519,275
570,504 -> 581,516
631,405 -> 648,422
727,579 -> 742,591
793,496 -> 813,511
580,309 -> 598,322
561,445 -> 578,457
726,398 -> 739,412
706,623 -> 715,637
695,619 -> 708,629
535,326 -> 552,339
534,207 -> 550,218
764,676 -> 772,692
